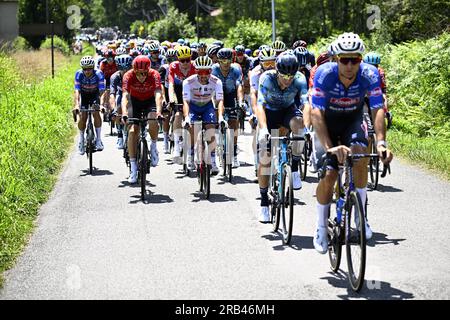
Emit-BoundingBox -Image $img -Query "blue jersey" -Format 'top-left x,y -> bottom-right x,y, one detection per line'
257,70 -> 308,111
311,62 -> 383,115
109,70 -> 123,105
74,69 -> 105,94
211,64 -> 243,108
149,55 -> 166,70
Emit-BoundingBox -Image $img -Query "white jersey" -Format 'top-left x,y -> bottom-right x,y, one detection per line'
182,74 -> 224,106
250,64 -> 264,94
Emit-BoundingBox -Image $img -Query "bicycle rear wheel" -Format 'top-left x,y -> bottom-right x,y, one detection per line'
280,165 -> 294,244
328,206 -> 342,272
345,191 -> 366,292
204,164 -> 211,199
270,172 -> 280,232
139,140 -> 148,201
87,127 -> 94,175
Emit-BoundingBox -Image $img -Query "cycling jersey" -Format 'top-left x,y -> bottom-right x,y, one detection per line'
211,63 -> 242,108
110,70 -> 124,108
100,60 -> 118,80
257,70 -> 308,111
311,62 -> 383,115
168,61 -> 196,102
378,66 -> 387,93
122,68 -> 161,101
158,64 -> 170,101
250,65 -> 264,93
149,55 -> 166,70
182,74 -> 223,106
75,69 -> 105,94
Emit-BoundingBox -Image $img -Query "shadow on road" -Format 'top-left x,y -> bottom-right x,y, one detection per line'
129,192 -> 174,204
320,270 -> 414,300
80,168 -> 114,176
374,183 -> 403,193
118,180 -> 156,189
217,175 -> 255,185
191,192 -> 237,203
367,232 -> 406,247
303,175 -> 319,184
262,233 -> 314,251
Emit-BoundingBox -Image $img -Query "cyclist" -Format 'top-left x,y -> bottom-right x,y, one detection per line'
310,33 -> 394,253
272,40 -> 286,56
197,42 -> 207,57
212,40 -> 224,49
74,56 -> 106,154
207,45 -> 221,64
292,39 -> 315,67
158,48 -> 178,154
256,53 -> 308,222
363,51 -> 391,123
121,56 -> 163,184
148,42 -> 165,70
182,56 -> 224,174
235,45 -> 252,113
110,54 -> 133,149
212,48 -> 245,168
168,46 -> 197,161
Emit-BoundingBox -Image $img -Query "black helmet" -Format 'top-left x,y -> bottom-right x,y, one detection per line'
207,45 -> 221,57
217,48 -> 233,60
276,52 -> 299,76
212,40 -> 224,48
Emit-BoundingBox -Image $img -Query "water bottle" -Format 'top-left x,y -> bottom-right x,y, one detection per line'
336,197 -> 345,224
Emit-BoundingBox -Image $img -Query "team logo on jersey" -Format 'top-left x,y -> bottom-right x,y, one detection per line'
330,97 -> 360,107
361,66 -> 379,85
312,87 -> 325,98
368,87 -> 382,97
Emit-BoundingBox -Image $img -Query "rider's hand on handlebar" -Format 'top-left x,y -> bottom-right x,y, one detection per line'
257,127 -> 271,144
377,145 -> 393,165
327,145 -> 351,165
219,116 -> 228,130
121,114 -> 128,124
182,117 -> 191,129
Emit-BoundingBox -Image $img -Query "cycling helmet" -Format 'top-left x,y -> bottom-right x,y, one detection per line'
245,48 -> 252,56
191,48 -> 199,60
217,48 -> 233,60
184,40 -> 190,48
194,56 -> 213,69
327,40 -> 338,57
132,55 -> 151,71
258,48 -> 276,61
207,45 -> 221,57
293,47 -> 309,66
292,40 -> 307,49
176,46 -> 191,59
80,56 -> 95,69
198,42 -> 207,49
276,53 -> 299,76
212,40 -> 224,48
190,42 -> 199,49
115,54 -> 133,70
104,49 -> 116,58
116,46 -> 127,55
129,49 -> 140,59
316,51 -> 331,66
148,42 -> 160,53
363,52 -> 381,65
259,44 -> 270,51
235,45 -> 245,54
161,40 -> 172,48
177,38 -> 185,45
253,49 -> 260,57
166,48 -> 177,58
334,32 -> 365,55
272,40 -> 286,52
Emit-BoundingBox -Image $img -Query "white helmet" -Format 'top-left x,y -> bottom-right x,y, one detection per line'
193,56 -> 213,69
80,56 -> 95,68
334,32 -> 365,55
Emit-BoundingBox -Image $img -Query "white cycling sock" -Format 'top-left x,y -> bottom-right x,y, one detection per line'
130,159 -> 137,172
317,203 -> 331,228
79,130 -> 85,140
151,140 -> 157,149
356,187 -> 367,216
163,133 -> 169,144
95,127 -> 101,141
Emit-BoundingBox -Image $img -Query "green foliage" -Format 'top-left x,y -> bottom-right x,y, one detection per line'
147,7 -> 195,42
225,18 -> 273,50
12,37 -> 31,51
0,51 -> 78,285
130,20 -> 147,38
41,36 -> 70,55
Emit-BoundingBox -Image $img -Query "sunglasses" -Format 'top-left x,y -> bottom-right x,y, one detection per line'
261,60 -> 275,68
136,71 -> 148,77
218,59 -> 231,64
338,56 -> 362,65
179,58 -> 191,63
278,72 -> 295,80
150,51 -> 159,54
197,69 -> 212,76
82,68 -> 94,72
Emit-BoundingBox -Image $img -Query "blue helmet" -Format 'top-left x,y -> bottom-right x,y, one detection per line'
115,54 -> 133,70
245,48 -> 252,56
276,52 -> 299,76
217,48 -> 233,60
363,52 -> 381,65
293,47 -> 309,67
177,38 -> 185,45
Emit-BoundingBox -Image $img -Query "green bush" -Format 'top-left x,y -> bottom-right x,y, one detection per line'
41,36 -> 70,55
12,37 -> 31,51
147,7 -> 195,42
225,18 -> 273,50
130,20 -> 147,38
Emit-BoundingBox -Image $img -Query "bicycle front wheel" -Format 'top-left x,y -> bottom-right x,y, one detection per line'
328,206 -> 342,273
204,164 -> 211,199
139,140 -> 148,201
87,127 -> 94,175
270,172 -> 280,232
368,136 -> 379,190
280,164 -> 294,244
345,191 -> 366,292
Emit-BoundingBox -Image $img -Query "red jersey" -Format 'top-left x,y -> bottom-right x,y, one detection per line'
122,68 -> 161,101
168,61 -> 196,86
378,67 -> 387,93
100,60 -> 118,79
309,64 -> 319,89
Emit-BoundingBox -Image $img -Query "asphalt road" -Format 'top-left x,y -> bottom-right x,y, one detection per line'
1,121 -> 449,300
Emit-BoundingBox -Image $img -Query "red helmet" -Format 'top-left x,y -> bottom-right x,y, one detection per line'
103,49 -> 116,58
133,55 -> 151,71
316,51 -> 331,66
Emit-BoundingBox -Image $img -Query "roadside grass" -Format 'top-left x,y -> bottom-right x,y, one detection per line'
0,45 -> 90,287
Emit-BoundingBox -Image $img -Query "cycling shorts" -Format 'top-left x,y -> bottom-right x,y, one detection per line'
189,102 -> 216,124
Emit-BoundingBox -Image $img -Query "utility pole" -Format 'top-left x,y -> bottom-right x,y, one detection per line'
271,0 -> 276,42
196,0 -> 199,43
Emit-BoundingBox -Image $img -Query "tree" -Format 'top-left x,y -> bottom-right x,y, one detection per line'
147,7 -> 195,41
225,18 -> 272,50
